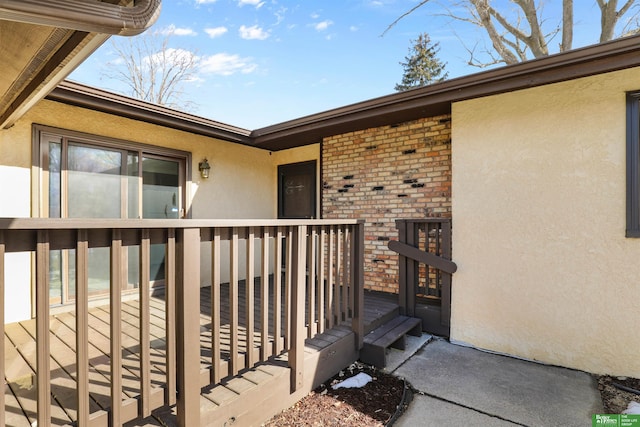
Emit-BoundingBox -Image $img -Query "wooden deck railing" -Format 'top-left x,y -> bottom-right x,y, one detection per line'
390,219 -> 456,337
0,218 -> 364,427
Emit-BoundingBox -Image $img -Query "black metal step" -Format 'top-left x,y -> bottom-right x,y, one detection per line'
359,315 -> 422,368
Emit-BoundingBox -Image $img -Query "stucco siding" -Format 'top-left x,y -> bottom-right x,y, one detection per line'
0,99 -> 316,321
451,68 -> 640,377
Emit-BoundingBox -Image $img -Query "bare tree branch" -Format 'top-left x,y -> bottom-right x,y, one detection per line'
381,0 -> 430,37
102,31 -> 198,111
389,0 -> 640,68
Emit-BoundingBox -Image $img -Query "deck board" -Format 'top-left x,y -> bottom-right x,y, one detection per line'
3,285 -> 399,426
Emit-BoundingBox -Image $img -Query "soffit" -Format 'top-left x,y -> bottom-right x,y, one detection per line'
0,20 -> 102,129
0,0 -> 160,130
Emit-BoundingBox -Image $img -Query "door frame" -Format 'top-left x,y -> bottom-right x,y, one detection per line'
277,160 -> 317,219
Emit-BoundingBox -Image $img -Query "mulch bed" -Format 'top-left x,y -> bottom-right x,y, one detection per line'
263,362 -> 408,427
598,375 -> 640,414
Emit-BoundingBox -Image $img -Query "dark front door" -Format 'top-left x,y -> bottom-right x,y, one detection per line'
278,161 -> 316,219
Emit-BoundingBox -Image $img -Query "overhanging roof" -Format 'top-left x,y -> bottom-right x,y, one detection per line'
49,81 -> 253,145
0,0 -> 161,129
47,34 -> 640,151
251,34 -> 640,150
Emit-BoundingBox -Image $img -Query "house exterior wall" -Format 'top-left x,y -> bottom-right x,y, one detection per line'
0,99 -> 314,322
452,68 -> 640,377
322,116 -> 451,293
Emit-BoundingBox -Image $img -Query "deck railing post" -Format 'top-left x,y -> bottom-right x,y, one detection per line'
176,227 -> 201,427
441,220 -> 452,328
289,225 -> 307,393
351,221 -> 365,350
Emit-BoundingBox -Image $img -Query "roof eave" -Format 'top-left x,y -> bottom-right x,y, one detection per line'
251,35 -> 640,151
47,81 -> 254,146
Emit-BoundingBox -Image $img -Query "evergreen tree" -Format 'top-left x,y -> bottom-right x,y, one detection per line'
395,33 -> 448,91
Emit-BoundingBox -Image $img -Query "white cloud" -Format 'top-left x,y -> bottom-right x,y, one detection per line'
350,25 -> 359,32
313,20 -> 333,31
238,0 -> 265,7
239,24 -> 270,40
274,6 -> 287,25
199,53 -> 257,75
205,26 -> 228,38
160,24 -> 197,36
195,0 -> 217,4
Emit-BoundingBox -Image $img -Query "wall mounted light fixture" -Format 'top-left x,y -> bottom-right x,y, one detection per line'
199,158 -> 211,179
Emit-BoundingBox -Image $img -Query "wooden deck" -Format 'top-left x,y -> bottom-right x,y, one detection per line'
4,287 -> 398,426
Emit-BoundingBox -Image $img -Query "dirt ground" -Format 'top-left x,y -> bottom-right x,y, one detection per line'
264,363 -> 640,426
598,375 -> 640,414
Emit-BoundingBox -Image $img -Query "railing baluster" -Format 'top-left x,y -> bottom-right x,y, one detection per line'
0,231 -> 5,427
346,226 -> 354,317
211,228 -> 221,384
230,227 -> 239,375
260,227 -> 270,361
176,227 -> 201,427
396,220 -> 408,315
139,229 -> 151,418
76,229 -> 90,425
327,226 -> 334,329
284,227 -> 292,350
317,227 -> 326,334
289,225 -> 306,392
341,226 -> 349,320
307,227 -> 316,338
406,222 -> 417,317
246,227 -> 255,368
165,229 -> 177,406
35,230 -> 51,427
110,229 -> 123,425
273,228 -> 283,354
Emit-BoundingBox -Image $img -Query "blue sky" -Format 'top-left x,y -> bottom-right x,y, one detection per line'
70,1 -> 620,129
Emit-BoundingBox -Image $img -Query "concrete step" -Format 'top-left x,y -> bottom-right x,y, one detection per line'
359,315 -> 422,368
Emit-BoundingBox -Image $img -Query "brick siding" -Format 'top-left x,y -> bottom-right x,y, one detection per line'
322,115 -> 452,293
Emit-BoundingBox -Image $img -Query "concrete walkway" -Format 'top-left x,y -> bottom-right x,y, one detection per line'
390,337 -> 603,427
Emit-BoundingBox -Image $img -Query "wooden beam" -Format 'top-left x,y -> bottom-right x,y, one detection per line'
388,240 -> 458,274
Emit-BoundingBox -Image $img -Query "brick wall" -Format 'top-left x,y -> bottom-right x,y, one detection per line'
322,115 -> 452,293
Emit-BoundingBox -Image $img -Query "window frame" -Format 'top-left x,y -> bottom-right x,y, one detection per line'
626,91 -> 640,237
32,124 -> 193,219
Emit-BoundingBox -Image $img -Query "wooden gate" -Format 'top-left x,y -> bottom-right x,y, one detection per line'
389,219 -> 456,337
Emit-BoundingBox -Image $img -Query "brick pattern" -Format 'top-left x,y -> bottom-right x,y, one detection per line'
322,115 -> 452,293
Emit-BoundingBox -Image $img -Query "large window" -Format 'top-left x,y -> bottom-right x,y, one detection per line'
35,125 -> 190,305
627,91 -> 640,237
